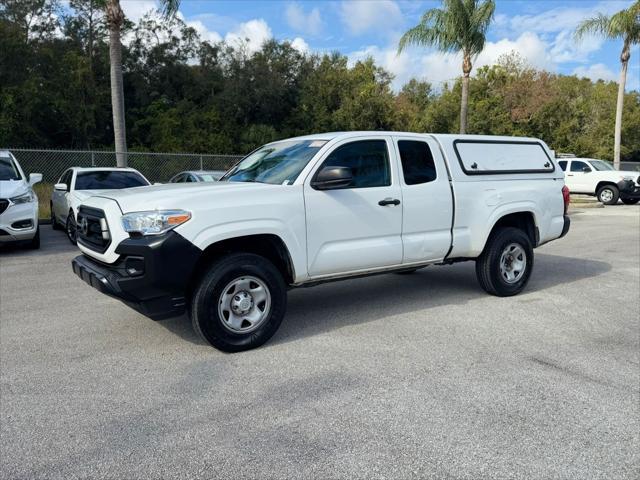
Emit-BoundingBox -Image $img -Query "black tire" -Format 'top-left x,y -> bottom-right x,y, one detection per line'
475,227 -> 534,297
50,204 -> 60,230
596,185 -> 619,205
191,253 -> 287,352
27,226 -> 40,250
621,197 -> 639,205
66,211 -> 77,245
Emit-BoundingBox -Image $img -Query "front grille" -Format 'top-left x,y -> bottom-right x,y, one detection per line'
0,199 -> 8,215
76,206 -> 111,253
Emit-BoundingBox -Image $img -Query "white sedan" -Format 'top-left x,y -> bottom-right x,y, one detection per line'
51,167 -> 150,244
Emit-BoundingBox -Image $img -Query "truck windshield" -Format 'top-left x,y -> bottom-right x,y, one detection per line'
222,140 -> 327,185
75,171 -> 149,190
589,160 -> 616,171
0,154 -> 21,181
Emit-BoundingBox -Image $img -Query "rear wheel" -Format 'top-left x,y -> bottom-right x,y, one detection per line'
66,211 -> 77,245
621,198 -> 639,205
50,204 -> 60,230
596,185 -> 619,205
191,253 -> 287,352
27,226 -> 40,250
475,227 -> 534,297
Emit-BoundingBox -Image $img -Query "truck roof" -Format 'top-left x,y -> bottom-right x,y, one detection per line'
280,131 -> 544,144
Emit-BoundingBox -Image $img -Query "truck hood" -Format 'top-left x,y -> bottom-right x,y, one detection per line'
0,179 -> 29,199
87,181 -> 285,213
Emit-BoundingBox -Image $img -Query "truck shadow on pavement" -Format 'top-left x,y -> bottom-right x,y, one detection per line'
158,252 -> 611,348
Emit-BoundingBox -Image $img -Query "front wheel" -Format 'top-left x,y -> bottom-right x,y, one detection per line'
27,226 -> 40,250
475,227 -> 534,297
50,204 -> 60,230
596,185 -> 619,205
621,197 -> 639,205
66,211 -> 77,245
190,253 -> 287,352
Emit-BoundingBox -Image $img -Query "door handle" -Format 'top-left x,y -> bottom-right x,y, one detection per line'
567,174 -> 574,176
378,198 -> 400,206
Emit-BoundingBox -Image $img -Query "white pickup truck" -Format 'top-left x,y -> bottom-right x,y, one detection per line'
72,132 -> 570,352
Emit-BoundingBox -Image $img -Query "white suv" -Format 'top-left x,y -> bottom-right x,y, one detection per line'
557,157 -> 640,205
51,167 -> 151,244
0,151 -> 42,249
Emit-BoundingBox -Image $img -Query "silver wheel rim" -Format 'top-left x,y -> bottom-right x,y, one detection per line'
600,189 -> 613,202
499,243 -> 527,284
218,276 -> 271,333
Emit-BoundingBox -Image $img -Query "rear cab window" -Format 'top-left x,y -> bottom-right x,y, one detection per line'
398,140 -> 437,185
453,140 -> 554,175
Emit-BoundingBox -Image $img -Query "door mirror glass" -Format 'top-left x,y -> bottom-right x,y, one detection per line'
28,173 -> 42,185
311,166 -> 353,190
582,166 -> 592,173
54,183 -> 67,191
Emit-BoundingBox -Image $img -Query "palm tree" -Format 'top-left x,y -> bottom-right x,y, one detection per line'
398,0 -> 495,134
575,1 -> 640,169
104,0 -> 180,166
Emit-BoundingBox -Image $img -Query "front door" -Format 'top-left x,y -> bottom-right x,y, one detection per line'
566,160 -> 592,193
303,137 -> 403,277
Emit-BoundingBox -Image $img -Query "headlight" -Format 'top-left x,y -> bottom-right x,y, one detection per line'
10,191 -> 35,205
121,210 -> 191,236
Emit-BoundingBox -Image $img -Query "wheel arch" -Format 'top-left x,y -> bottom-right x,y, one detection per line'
187,233 -> 296,298
595,181 -> 619,192
485,211 -> 538,250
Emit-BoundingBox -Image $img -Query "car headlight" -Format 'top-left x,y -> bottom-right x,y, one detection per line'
121,210 -> 191,236
10,191 -> 35,205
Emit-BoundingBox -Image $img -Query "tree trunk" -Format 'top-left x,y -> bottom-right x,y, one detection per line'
613,43 -> 630,170
107,0 -> 127,167
460,74 -> 470,134
460,53 -> 472,134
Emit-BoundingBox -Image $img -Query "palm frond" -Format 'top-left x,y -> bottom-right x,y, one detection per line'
160,0 -> 180,18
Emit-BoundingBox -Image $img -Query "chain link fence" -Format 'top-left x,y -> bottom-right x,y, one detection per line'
3,148 -> 245,218
5,148 -> 244,184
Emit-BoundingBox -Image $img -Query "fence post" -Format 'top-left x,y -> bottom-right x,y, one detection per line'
91,151 -> 95,167
200,155 -> 203,170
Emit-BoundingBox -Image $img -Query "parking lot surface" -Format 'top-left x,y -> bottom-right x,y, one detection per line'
1,206 -> 639,479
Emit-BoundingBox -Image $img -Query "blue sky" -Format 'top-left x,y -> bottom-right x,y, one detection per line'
120,0 -> 640,91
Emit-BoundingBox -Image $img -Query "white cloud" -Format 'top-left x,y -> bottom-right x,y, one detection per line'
225,19 -> 273,54
184,18 -> 222,44
285,3 -> 322,36
290,37 -> 310,54
572,63 -> 618,83
340,0 -> 403,35
121,0 -> 157,23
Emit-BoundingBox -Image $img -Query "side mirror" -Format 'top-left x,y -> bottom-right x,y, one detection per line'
28,173 -> 43,186
582,167 -> 592,173
54,183 -> 67,191
311,166 -> 353,190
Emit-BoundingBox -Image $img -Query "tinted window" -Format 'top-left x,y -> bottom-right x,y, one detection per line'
570,161 -> 589,172
558,160 -> 567,171
186,175 -> 196,183
75,171 -> 149,190
0,155 -> 20,181
170,173 -> 185,183
398,141 -> 437,185
320,140 -> 390,188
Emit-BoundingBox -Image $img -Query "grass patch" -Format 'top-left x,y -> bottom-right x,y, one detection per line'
33,182 -> 53,220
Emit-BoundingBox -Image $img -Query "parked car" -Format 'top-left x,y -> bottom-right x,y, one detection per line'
72,132 -> 570,352
51,167 -> 151,244
557,157 -> 640,205
0,151 -> 42,249
168,170 -> 226,183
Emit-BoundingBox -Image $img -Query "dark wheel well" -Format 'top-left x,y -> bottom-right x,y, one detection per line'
488,212 -> 537,248
595,181 -> 618,193
188,234 -> 295,296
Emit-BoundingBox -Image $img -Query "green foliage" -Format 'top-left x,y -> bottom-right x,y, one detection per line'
0,1 -> 639,161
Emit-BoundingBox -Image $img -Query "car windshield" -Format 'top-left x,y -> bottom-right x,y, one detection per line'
222,139 -> 327,185
589,160 -> 615,171
0,155 -> 21,181
75,171 -> 149,190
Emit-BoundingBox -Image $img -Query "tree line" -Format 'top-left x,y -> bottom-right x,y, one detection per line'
1,0 -> 639,161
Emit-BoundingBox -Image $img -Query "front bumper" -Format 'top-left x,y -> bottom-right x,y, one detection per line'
0,202 -> 38,243
71,231 -> 202,320
618,180 -> 640,200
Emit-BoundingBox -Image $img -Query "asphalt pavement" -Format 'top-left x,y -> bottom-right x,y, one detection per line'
1,205 -> 638,479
